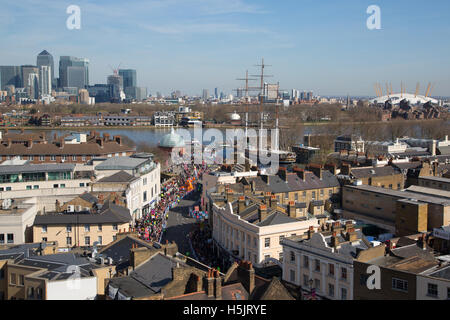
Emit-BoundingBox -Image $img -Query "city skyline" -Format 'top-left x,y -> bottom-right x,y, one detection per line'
0,0 -> 449,96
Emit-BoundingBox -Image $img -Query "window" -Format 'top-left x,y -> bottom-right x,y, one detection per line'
39,155 -> 45,161
0,269 -> 4,279
303,275 -> 309,286
320,189 -> 324,197
264,254 -> 270,260
279,252 -> 283,261
329,264 -> 335,276
315,259 -> 320,272
36,288 -> 43,300
389,184 -> 393,189
314,279 -> 320,292
6,187 -> 11,191
329,190 -> 332,196
279,235 -> 285,244
328,284 -> 334,297
113,224 -> 118,231
85,236 -> 90,246
397,183 -> 401,189
27,287 -> 34,299
60,184 -> 65,188
392,278 -> 408,292
0,234 -> 4,244
50,155 -> 56,161
53,184 -> 58,188
284,192 -> 289,199
447,287 -> 450,300
341,267 -> 347,280
42,237 -> 47,242
290,251 -> 295,262
79,183 -> 85,187
66,225 -> 72,232
341,287 -> 347,300
72,155 -> 77,161
290,270 -> 296,282
26,185 -> 32,190
33,185 -> 39,189
264,238 -> 270,248
19,275 -> 24,286
98,224 -> 102,231
312,191 -> 316,199
84,225 -> 90,232
66,237 -> 72,246
10,273 -> 16,285
29,155 -> 34,161
143,178 -> 147,185
304,256 -> 309,268
98,236 -> 102,245
82,155 -> 86,161
61,156 -> 66,161
303,191 -> 306,197
427,283 -> 438,297
112,235 -> 117,241
143,191 -> 147,202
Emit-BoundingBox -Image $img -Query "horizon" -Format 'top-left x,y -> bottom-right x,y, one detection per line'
1,0 -> 449,97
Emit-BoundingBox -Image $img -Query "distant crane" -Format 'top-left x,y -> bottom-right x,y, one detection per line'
108,63 -> 122,76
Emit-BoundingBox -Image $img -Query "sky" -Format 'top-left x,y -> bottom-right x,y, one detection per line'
1,0 -> 450,97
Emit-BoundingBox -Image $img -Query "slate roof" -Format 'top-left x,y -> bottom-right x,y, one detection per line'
79,192 -> 99,204
95,157 -> 148,171
33,200 -> 131,225
349,166 -> 401,179
97,171 -> 136,183
256,212 -> 298,227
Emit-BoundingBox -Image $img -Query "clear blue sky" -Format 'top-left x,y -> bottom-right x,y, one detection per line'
1,0 -> 449,97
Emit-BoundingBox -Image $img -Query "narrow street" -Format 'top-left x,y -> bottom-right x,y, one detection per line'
161,191 -> 200,255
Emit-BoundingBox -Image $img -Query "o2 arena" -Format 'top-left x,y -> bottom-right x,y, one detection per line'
369,82 -> 439,105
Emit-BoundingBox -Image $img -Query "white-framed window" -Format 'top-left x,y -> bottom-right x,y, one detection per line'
66,225 -> 72,233
85,236 -> 90,246
427,283 -> 438,298
264,237 -> 270,248
42,226 -> 47,233
72,155 -> 77,161
84,225 -> 90,232
50,155 -> 56,161
39,155 -> 45,161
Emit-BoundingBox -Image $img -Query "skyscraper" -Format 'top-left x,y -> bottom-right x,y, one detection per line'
59,56 -> 89,88
118,69 -> 137,88
67,66 -> 87,89
214,87 -> 218,99
107,73 -> 124,100
39,65 -> 52,96
202,89 -> 209,101
0,66 -> 22,90
37,50 -> 54,88
26,72 -> 39,99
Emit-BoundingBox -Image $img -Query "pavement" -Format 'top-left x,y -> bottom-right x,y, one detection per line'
161,191 -> 200,255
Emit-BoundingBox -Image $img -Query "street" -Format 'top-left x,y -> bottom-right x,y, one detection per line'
161,191 -> 200,254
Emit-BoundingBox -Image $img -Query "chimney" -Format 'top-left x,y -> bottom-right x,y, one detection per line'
264,192 -> 271,205
293,167 -> 306,181
288,201 -> 296,217
243,184 -> 251,195
239,261 -> 255,294
214,270 -> 222,299
346,227 -> 357,242
97,138 -> 104,148
432,162 -> 439,176
331,221 -> 342,232
324,163 -> 337,175
420,233 -> 427,250
114,135 -> 122,145
307,164 -> 323,180
331,231 -> 340,248
308,226 -> 315,239
226,188 -> 234,202
59,138 -> 65,149
278,167 -> 288,181
206,269 -> 215,298
270,195 -> 277,209
238,196 -> 246,214
172,264 -> 184,281
262,175 -> 270,185
55,200 -> 61,212
258,204 -> 268,222
103,133 -> 110,142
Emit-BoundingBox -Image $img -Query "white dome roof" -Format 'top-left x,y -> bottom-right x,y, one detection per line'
230,111 -> 241,121
369,93 -> 438,105
159,129 -> 185,148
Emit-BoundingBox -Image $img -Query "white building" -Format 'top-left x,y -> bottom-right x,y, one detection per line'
0,198 -> 38,245
39,65 -> 52,96
281,220 -> 372,300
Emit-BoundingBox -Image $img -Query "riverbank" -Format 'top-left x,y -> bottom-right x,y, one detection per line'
3,118 -> 446,131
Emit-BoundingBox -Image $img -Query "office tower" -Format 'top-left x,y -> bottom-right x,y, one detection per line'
214,87 -> 219,99
202,89 -> 209,100
37,50 -> 54,88
0,66 -> 22,90
59,56 -> 89,88
292,89 -> 300,99
87,84 -> 114,103
124,86 -> 147,101
107,73 -> 124,100
39,65 -> 52,96
67,66 -> 88,89
21,65 -> 39,88
307,91 -> 313,101
26,72 -> 39,99
118,69 -> 137,88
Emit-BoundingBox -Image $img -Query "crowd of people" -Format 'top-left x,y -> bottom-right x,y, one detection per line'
135,162 -> 214,243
